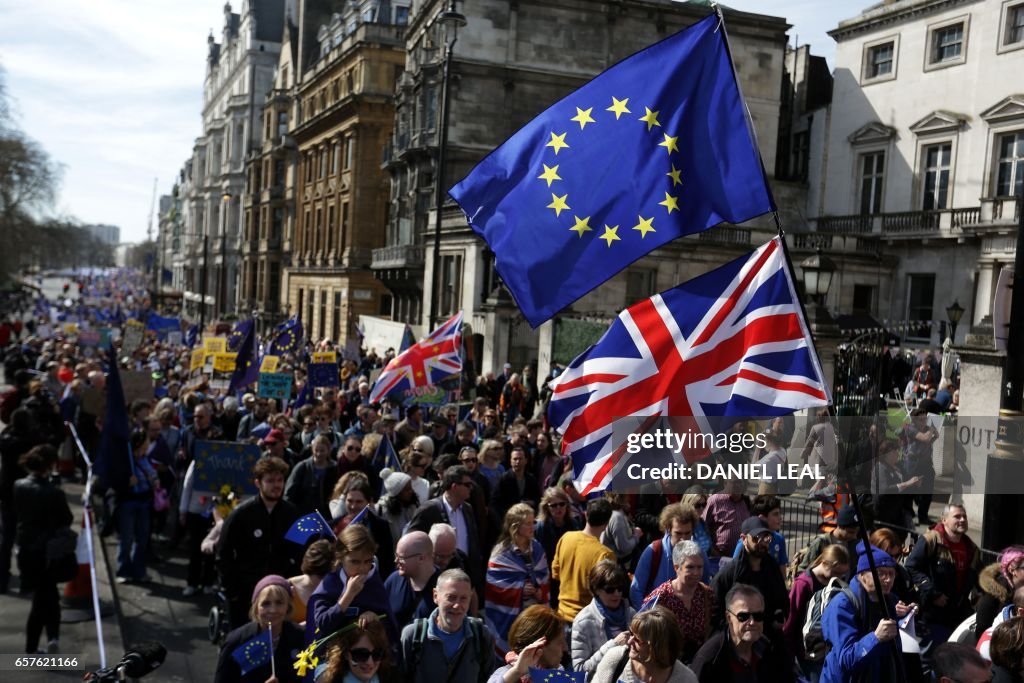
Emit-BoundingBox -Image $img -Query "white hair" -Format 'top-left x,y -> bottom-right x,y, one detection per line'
428,522 -> 456,544
672,539 -> 703,567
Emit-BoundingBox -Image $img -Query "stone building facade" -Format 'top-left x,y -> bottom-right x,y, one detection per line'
374,0 -> 793,374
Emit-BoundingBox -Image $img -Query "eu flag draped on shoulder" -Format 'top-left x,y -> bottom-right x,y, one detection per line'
368,312 -> 463,404
95,347 -> 136,492
547,237 -> 830,495
449,13 -> 775,328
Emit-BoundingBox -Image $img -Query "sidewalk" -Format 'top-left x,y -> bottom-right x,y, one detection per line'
0,483 -> 124,682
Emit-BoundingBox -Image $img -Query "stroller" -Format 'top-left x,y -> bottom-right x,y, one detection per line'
207,588 -> 231,645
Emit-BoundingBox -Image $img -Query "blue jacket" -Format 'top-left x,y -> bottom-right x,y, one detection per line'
820,579 -> 901,683
629,532 -> 711,608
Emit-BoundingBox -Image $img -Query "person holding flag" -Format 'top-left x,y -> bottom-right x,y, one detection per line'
214,574 -> 304,683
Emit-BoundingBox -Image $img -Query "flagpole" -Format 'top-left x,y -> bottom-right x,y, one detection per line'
268,622 -> 275,678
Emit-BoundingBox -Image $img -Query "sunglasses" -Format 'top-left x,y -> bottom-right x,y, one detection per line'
728,610 -> 766,623
348,647 -> 385,663
345,446 -> 360,451
547,502 -> 567,509
460,457 -> 479,464
600,586 -> 625,594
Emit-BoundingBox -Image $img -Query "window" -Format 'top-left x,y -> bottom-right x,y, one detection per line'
853,285 -> 874,316
435,254 -> 463,319
319,290 -> 328,340
1010,5 -> 1024,44
925,18 -> 968,69
332,291 -> 342,342
273,159 -> 284,188
277,111 -> 287,138
907,274 -> 935,330
340,201 -> 349,252
922,143 -> 951,210
344,138 -> 354,170
395,6 -> 409,25
332,141 -> 341,175
319,148 -> 327,179
268,262 -> 280,310
271,208 -> 283,241
624,269 -> 656,306
867,42 -> 894,78
996,131 -> 1024,196
859,151 -> 885,214
327,205 -> 336,253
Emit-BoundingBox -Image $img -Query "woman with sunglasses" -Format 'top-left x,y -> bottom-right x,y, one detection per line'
680,490 -> 713,557
318,619 -> 397,683
477,439 -> 507,492
536,488 -> 582,608
592,607 -> 698,683
400,444 -> 431,504
690,584 -> 793,683
571,560 -> 636,676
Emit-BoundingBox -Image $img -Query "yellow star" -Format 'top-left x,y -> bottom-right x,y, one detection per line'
639,107 -> 661,130
667,164 -> 682,186
607,96 -> 631,120
659,192 -> 679,214
599,224 -> 621,247
545,132 -> 569,155
547,193 -> 570,217
537,164 -> 561,187
658,133 -> 679,154
570,107 -> 596,130
569,215 -> 592,238
632,216 -> 656,238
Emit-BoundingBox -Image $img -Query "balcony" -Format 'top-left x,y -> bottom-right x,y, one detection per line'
697,226 -> 751,247
810,204 -> 999,239
370,244 -> 425,270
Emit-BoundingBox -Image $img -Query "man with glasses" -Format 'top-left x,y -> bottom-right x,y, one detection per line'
408,465 -> 483,599
710,517 -> 788,630
691,583 -> 794,681
385,530 -> 438,624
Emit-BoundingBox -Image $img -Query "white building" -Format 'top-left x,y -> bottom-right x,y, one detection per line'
179,0 -> 288,323
808,0 -> 1024,345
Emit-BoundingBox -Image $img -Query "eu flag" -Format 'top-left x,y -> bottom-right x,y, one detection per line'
230,630 -> 273,676
371,434 -> 401,473
228,319 -> 254,352
229,320 -> 259,393
95,348 -> 136,492
285,511 -> 336,545
270,318 -> 304,357
449,13 -> 774,328
528,669 -> 586,683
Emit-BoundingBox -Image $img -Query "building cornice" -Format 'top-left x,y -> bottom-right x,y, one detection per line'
829,0 -> 980,42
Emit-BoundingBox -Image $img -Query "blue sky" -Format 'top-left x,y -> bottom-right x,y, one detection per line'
0,0 -> 877,243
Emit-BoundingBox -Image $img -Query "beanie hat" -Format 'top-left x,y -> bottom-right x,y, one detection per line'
856,546 -> 897,574
836,505 -> 859,528
381,468 -> 413,497
251,574 -> 292,604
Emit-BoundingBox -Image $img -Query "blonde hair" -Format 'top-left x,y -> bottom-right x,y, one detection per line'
248,584 -> 292,623
495,503 -> 536,553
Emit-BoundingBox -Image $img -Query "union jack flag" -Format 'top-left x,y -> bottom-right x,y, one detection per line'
368,312 -> 463,403
547,237 -> 830,495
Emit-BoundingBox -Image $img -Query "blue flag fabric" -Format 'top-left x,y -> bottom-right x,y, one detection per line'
285,511 -> 336,545
95,348 -> 136,492
230,629 -> 273,676
145,313 -> 181,340
229,321 -> 260,394
349,506 -> 369,526
270,318 -> 304,357
398,325 -> 416,353
291,382 -> 310,412
528,668 -> 586,683
371,435 -> 402,473
449,13 -> 775,327
185,324 -> 199,349
228,319 -> 254,353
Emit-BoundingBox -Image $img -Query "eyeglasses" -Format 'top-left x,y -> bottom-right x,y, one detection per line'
345,446 -> 360,451
396,552 -> 424,564
600,586 -> 625,594
547,502 -> 567,509
460,457 -> 478,464
348,647 -> 385,663
728,610 -> 766,623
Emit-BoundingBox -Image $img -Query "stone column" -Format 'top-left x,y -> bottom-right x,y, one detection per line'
974,261 -> 995,326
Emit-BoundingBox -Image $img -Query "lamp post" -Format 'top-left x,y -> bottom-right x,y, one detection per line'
427,1 -> 467,329
198,232 -> 210,333
220,192 -> 232,320
800,249 -> 841,408
945,299 -> 964,343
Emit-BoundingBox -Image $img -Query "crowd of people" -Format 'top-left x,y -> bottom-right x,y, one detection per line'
0,273 -> 1020,683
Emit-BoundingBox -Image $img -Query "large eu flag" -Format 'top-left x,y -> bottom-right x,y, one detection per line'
449,13 -> 774,328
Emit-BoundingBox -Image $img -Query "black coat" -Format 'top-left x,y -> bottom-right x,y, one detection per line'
905,526 -> 982,628
14,474 -> 73,590
0,428 -> 39,501
407,496 -> 483,593
710,549 -> 789,629
690,629 -> 795,683
491,470 -> 541,521
214,620 -> 305,683
216,496 -> 302,605
283,457 -> 339,519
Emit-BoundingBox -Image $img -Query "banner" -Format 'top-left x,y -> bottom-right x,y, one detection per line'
258,373 -> 293,401
78,329 -> 101,347
189,348 -> 206,374
210,352 -> 237,390
212,352 -> 238,373
308,363 -> 339,388
310,351 -> 337,364
192,441 -> 261,498
203,337 -> 227,354
400,383 -> 460,407
259,355 -> 280,373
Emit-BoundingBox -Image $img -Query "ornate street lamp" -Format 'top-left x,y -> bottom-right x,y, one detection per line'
427,1 -> 467,328
800,249 -> 836,306
945,299 -> 964,343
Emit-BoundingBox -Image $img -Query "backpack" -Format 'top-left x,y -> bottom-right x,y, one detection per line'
406,615 -> 488,683
786,545 -> 811,589
802,576 -> 858,662
645,538 -> 664,596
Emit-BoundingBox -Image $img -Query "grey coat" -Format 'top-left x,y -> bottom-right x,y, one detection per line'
571,598 -> 637,674
399,612 -> 498,683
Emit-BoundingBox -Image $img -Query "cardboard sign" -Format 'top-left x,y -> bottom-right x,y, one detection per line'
311,351 -> 337,364
203,337 -> 227,354
212,353 -> 238,373
192,440 -> 261,498
258,373 -> 292,401
210,352 -> 237,390
121,370 -> 153,404
63,323 -> 79,336
122,323 -> 144,354
189,348 -> 206,373
259,355 -> 280,373
166,330 -> 183,347
308,362 -> 339,388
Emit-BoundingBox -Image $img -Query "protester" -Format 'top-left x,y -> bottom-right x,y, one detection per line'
930,643 -> 993,683
0,407 -> 39,593
641,539 -> 713,662
710,517 -> 789,629
571,560 -> 636,675
288,539 -> 333,627
975,545 -> 1024,637
990,617 -> 1024,682
631,503 -> 705,607
591,606 -> 698,683
487,604 -> 569,683
385,530 -> 438,626
783,544 -> 851,680
485,503 -> 550,651
551,497 -> 616,622
318,619 -> 398,683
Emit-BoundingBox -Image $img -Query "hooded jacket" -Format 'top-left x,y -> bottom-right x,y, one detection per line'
905,523 -> 981,627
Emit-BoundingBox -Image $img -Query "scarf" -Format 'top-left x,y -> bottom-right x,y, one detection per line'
484,540 -> 551,651
594,598 -> 630,641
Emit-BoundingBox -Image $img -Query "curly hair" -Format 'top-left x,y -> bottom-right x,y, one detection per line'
322,619 -> 392,683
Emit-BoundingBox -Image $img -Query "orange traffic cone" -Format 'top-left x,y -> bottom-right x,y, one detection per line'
62,511 -> 93,609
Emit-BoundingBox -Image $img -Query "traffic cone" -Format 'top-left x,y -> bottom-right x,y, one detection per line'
62,511 -> 93,609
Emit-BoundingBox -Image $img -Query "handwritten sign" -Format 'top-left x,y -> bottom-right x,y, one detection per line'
122,322 -> 144,354
259,355 -> 280,373
192,441 -> 261,498
210,352 -> 237,390
166,330 -> 183,347
202,337 -> 227,354
258,373 -> 293,401
311,351 -> 337,364
308,362 -> 339,388
63,323 -> 80,336
190,349 -> 206,374
212,353 -> 238,373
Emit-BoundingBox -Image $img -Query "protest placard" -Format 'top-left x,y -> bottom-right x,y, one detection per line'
121,370 -> 153,404
311,351 -> 337,364
192,441 -> 261,498
259,355 -> 280,373
189,349 -> 206,375
258,373 -> 292,401
122,322 -> 145,354
308,362 -> 339,388
35,324 -> 51,340
210,352 -> 237,390
63,323 -> 79,336
203,337 -> 227,354
78,329 -> 101,347
166,330 -> 183,347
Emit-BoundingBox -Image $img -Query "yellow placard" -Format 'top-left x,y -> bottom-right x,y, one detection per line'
189,348 -> 205,371
260,355 -> 280,373
212,352 -> 238,372
124,319 -> 145,329
311,351 -> 337,364
63,323 -> 79,335
203,337 -> 227,354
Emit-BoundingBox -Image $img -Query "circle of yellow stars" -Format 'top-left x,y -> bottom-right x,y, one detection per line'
537,96 -> 683,247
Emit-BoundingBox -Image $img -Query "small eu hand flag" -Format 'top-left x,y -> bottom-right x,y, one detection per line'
285,511 -> 336,545
528,668 -> 587,683
231,631 -> 272,676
